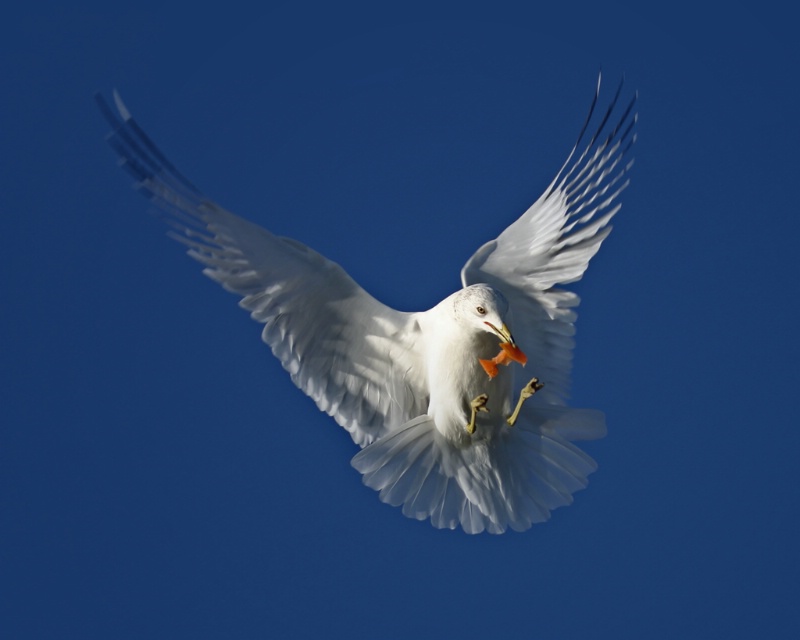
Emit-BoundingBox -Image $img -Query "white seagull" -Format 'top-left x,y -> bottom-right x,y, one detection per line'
98,76 -> 636,534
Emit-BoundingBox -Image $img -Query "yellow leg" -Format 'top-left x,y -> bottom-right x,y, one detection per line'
466,393 -> 489,434
506,378 -> 544,427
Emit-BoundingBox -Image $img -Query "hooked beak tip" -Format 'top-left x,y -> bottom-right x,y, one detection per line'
485,321 -> 516,346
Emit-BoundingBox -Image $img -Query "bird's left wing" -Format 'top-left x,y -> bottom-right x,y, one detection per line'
98,92 -> 427,447
461,76 -> 636,405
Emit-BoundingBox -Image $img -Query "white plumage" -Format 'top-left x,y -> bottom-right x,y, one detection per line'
98,75 -> 636,534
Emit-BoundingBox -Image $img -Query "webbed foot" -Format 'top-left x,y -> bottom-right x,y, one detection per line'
466,393 -> 489,434
506,378 -> 544,426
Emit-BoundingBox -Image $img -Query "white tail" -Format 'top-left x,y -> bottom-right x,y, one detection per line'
351,406 -> 605,534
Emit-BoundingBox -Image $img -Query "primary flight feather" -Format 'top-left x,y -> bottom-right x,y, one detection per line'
98,75 -> 636,534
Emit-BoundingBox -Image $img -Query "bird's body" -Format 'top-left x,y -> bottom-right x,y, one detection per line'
98,76 -> 636,533
420,286 -> 515,445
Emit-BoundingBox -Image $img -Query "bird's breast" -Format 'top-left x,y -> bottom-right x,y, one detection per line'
425,336 -> 514,444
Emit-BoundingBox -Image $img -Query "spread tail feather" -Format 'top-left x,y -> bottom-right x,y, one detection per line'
351,408 -> 605,534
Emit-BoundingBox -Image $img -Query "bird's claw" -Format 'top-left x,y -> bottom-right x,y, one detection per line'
466,393 -> 490,434
506,378 -> 544,426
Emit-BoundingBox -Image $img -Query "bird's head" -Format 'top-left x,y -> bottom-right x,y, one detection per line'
452,285 -> 527,377
454,284 -> 512,340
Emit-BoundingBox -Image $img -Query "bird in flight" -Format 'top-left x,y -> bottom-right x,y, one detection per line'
97,75 -> 636,534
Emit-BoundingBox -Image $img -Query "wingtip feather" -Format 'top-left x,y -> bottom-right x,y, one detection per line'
112,89 -> 132,121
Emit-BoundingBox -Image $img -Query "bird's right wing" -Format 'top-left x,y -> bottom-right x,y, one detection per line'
98,92 -> 427,447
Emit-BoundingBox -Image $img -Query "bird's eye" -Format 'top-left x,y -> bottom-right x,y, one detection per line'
476,306 -> 486,315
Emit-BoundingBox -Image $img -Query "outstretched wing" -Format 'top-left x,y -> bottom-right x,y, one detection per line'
461,75 -> 636,404
98,92 -> 427,447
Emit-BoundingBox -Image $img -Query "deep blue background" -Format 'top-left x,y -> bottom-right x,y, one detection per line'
3,2 -> 799,638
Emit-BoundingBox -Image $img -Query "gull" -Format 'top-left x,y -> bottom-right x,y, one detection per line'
97,75 -> 636,534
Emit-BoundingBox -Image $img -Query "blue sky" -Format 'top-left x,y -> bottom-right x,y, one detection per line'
3,2 -> 799,638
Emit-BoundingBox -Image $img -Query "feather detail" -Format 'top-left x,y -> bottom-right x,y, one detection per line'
352,406 -> 605,534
